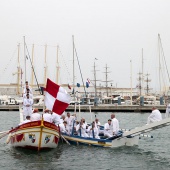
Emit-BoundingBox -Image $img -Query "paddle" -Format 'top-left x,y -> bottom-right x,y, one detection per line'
0,131 -> 10,139
60,134 -> 71,145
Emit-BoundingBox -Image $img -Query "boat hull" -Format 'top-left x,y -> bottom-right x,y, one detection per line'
7,120 -> 60,150
61,133 -> 139,148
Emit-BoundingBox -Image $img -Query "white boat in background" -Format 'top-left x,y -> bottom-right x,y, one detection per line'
7,119 -> 60,150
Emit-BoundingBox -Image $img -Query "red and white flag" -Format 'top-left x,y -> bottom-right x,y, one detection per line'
44,78 -> 71,115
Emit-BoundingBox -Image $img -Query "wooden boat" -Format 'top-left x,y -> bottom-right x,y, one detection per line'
61,117 -> 170,148
61,131 -> 139,147
6,119 -> 60,150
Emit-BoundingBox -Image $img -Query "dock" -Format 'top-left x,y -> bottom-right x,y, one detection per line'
0,104 -> 166,112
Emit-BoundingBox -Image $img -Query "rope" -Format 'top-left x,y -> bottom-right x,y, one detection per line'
25,43 -> 42,95
73,40 -> 87,97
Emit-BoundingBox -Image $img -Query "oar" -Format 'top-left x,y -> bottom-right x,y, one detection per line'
60,134 -> 71,145
0,131 -> 10,139
0,130 -> 9,134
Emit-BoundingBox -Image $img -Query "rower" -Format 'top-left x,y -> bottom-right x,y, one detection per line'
31,108 -> 41,121
87,121 -> 100,139
104,119 -> 113,138
43,109 -> 53,123
19,116 -> 31,125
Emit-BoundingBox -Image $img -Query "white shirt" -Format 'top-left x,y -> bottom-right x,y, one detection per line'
112,118 -> 119,134
104,123 -> 113,136
43,113 -> 53,123
23,98 -> 33,107
87,126 -> 99,138
64,116 -> 74,127
23,93 -> 33,99
95,121 -> 101,129
147,109 -> 162,124
59,123 -> 69,134
51,113 -> 61,125
31,113 -> 41,121
19,119 -> 31,125
76,123 -> 88,137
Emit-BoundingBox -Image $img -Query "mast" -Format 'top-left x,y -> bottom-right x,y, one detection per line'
17,43 -> 20,95
56,45 -> 59,84
72,35 -> 76,101
141,48 -> 144,96
23,36 -> 26,82
144,73 -> 152,95
137,72 -> 142,96
44,44 -> 47,86
102,64 -> 112,97
158,34 -> 162,94
31,44 -> 34,87
94,61 -> 97,98
130,60 -> 132,105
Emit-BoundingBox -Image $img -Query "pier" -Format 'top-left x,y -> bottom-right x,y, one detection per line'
0,104 -> 166,112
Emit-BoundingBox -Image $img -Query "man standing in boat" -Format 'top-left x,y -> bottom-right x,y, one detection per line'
23,81 -> 33,96
23,94 -> 33,120
147,106 -> 162,124
111,113 -> 119,135
64,112 -> 74,134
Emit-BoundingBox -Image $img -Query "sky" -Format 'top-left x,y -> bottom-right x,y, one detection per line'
0,0 -> 170,93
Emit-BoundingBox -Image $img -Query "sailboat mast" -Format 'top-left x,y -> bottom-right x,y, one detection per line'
72,35 -> 75,101
17,43 -> 20,95
23,36 -> 26,82
158,34 -> 161,94
94,61 -> 97,98
142,48 -> 144,96
130,60 -> 132,105
31,44 -> 34,87
44,44 -> 47,86
56,45 -> 59,84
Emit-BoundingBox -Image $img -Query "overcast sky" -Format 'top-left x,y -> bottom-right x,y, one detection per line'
0,0 -> 170,93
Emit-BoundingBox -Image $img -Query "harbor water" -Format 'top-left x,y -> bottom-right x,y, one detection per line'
0,111 -> 170,170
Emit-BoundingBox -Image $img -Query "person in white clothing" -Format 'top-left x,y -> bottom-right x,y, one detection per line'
95,118 -> 101,128
76,119 -> 89,137
23,89 -> 33,99
19,116 -> 31,125
64,112 -> 74,135
104,119 -> 113,138
59,121 -> 70,135
147,107 -> 162,124
165,104 -> 170,118
31,108 -> 41,121
51,112 -> 61,125
23,81 -> 33,95
23,94 -> 33,120
111,113 -> 119,135
43,109 -> 53,123
87,122 -> 100,139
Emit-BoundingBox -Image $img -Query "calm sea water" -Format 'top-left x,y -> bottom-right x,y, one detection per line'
0,111 -> 170,170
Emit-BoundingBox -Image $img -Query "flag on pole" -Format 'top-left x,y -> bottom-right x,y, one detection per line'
44,78 -> 71,115
86,78 -> 90,88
